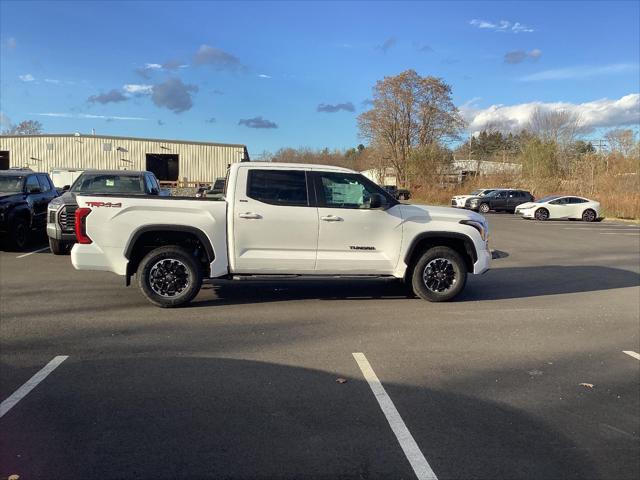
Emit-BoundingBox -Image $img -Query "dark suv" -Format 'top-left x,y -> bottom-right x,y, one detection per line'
46,170 -> 167,254
465,189 -> 534,214
0,170 -> 59,249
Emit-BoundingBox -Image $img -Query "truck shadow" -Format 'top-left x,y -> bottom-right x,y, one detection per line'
0,357 -> 602,480
197,265 -> 639,306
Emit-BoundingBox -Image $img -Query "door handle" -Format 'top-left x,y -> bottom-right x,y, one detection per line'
239,212 -> 262,219
320,215 -> 343,222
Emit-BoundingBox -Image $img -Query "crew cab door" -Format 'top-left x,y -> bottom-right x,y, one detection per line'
232,167 -> 318,274
313,171 -> 403,274
491,191 -> 509,210
25,175 -> 48,227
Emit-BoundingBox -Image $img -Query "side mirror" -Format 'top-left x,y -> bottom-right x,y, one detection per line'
370,193 -> 386,209
29,187 -> 41,194
62,185 -> 70,192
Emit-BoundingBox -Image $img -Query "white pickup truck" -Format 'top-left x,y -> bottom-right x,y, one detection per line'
71,162 -> 491,307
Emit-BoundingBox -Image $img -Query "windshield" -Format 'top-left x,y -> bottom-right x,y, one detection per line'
536,195 -> 560,203
484,190 -> 503,198
0,175 -> 25,192
71,174 -> 143,193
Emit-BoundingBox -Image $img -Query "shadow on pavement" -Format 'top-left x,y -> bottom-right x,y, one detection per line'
193,265 -> 639,307
0,357 -> 599,480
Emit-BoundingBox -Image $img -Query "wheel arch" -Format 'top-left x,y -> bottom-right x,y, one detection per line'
124,225 -> 215,284
404,232 -> 477,277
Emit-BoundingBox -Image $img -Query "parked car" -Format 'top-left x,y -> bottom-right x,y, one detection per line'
47,170 -> 168,255
71,162 -> 492,307
196,177 -> 226,199
0,170 -> 59,249
451,188 -> 500,208
515,195 -> 601,222
465,189 -> 534,213
383,185 -> 411,201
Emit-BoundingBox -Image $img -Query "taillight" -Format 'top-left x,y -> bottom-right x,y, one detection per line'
75,207 -> 92,244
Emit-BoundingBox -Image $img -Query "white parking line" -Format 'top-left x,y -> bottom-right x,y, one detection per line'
599,233 -> 640,236
0,356 -> 68,418
353,352 -> 438,480
623,351 -> 640,361
16,246 -> 50,258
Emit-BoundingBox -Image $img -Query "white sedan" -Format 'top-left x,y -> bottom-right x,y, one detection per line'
515,195 -> 601,222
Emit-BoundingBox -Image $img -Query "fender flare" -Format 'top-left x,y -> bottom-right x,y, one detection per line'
124,224 -> 215,262
404,231 -> 478,266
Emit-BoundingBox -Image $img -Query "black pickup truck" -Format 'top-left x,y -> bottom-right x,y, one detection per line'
0,170 -> 59,249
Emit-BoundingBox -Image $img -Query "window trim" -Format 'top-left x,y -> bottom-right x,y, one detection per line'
311,171 -> 398,210
246,169 -> 310,207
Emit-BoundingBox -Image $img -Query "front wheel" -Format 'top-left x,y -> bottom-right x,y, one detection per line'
8,218 -> 29,250
137,245 -> 203,308
49,237 -> 71,255
534,208 -> 549,221
411,246 -> 467,302
582,209 -> 596,222
479,203 -> 490,214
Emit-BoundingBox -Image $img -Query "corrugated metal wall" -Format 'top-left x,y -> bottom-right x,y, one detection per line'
0,135 -> 247,181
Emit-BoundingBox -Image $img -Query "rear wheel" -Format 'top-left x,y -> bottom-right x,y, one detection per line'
534,208 -> 549,221
49,237 -> 71,255
582,209 -> 596,222
479,203 -> 490,214
137,245 -> 203,308
411,246 -> 467,302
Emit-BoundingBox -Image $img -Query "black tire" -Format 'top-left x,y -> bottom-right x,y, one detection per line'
479,203 -> 490,214
534,208 -> 549,221
137,245 -> 203,308
49,237 -> 70,255
411,246 -> 467,302
582,209 -> 596,222
8,218 -> 29,250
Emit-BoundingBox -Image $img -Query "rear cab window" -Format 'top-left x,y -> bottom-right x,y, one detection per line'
246,169 -> 308,206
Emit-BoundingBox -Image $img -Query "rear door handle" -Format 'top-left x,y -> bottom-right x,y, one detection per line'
320,215 -> 343,222
239,212 -> 262,219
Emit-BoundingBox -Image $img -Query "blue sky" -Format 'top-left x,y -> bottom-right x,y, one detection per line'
1,0 -> 639,155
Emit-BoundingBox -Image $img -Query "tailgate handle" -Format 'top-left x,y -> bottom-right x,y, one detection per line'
239,212 -> 262,219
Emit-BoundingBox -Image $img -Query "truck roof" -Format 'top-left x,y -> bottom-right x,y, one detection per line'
238,162 -> 355,173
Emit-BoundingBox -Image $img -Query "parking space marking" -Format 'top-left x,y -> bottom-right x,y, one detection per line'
353,352 -> 438,480
623,351 -> 640,361
0,355 -> 68,418
599,233 -> 640,236
16,246 -> 50,258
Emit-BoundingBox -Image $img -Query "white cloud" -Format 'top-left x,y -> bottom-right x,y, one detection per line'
123,84 -> 153,95
44,78 -> 60,84
258,74 -> 272,79
145,63 -> 162,70
35,112 -> 147,121
461,94 -> 640,135
521,63 -> 638,81
19,73 -> 35,82
469,19 -> 534,33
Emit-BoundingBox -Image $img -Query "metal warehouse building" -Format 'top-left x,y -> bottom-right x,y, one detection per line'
0,134 -> 249,184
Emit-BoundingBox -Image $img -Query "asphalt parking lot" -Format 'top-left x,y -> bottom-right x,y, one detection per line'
1,214 -> 639,480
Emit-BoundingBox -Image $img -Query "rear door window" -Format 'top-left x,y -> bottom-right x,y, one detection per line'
247,170 -> 308,206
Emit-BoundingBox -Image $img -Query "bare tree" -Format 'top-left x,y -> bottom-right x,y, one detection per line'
1,119 -> 44,135
358,70 -> 464,184
528,108 -> 582,146
605,129 -> 637,157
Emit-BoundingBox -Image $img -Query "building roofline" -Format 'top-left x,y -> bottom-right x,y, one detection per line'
0,133 -> 247,149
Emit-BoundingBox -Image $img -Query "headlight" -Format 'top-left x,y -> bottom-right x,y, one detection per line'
460,219 -> 488,241
469,199 -> 479,205
48,200 -> 63,210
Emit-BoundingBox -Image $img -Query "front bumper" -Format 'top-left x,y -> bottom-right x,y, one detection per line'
47,222 -> 76,241
474,246 -> 491,275
515,208 -> 535,218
